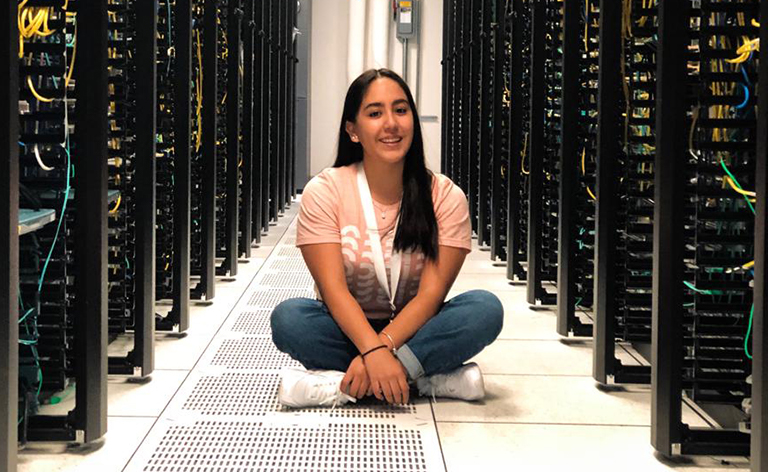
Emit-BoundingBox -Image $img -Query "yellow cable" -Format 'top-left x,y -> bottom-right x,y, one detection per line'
195,29 -> 203,152
27,76 -> 54,102
583,0 -> 589,51
65,21 -> 77,88
520,132 -> 529,175
109,195 -> 122,214
581,148 -> 596,201
743,261 -> 755,270
724,176 -> 756,197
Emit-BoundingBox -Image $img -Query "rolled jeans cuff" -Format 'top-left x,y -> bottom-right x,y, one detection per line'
395,343 -> 425,381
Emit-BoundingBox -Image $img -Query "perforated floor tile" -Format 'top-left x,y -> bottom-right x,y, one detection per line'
268,257 -> 309,272
126,419 -> 444,472
226,310 -> 272,336
165,371 -> 430,422
204,336 -> 304,371
247,288 -> 315,308
258,271 -> 315,289
122,212 -> 446,472
278,245 -> 303,257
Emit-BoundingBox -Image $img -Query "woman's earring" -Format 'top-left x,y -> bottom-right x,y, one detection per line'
351,135 -> 359,142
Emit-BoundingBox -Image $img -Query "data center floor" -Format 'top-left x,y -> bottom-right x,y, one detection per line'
17,199 -> 750,472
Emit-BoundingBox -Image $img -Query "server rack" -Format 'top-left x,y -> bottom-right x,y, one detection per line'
154,0 -> 191,333
556,0 -> 597,338
286,0 -> 298,205
440,0 -> 767,466
253,0 -> 268,238
489,0 -> 509,261
192,0 -> 218,301
106,0 -> 157,377
441,0 -> 519,263
214,0 -> 240,278
255,0 -> 296,225
268,0 -> 279,222
593,0 -> 658,385
652,0 -> 757,457
240,0 -> 255,257
477,0 -> 490,248
505,0 -> 529,282
524,0 -> 558,306
12,0 -> 109,444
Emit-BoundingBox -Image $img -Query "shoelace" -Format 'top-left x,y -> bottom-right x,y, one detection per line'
308,375 -> 356,409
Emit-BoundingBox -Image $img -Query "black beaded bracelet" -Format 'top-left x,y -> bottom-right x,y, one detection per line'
361,344 -> 388,358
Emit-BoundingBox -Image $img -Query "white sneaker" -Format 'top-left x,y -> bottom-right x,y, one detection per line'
278,368 -> 356,408
416,363 -> 485,401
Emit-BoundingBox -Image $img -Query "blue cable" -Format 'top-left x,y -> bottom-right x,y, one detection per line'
734,83 -> 750,109
741,63 -> 752,86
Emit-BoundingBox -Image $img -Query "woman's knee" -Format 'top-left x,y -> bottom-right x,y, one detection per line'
270,298 -> 314,350
463,289 -> 504,340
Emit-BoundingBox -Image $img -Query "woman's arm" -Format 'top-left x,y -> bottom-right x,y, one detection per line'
301,243 -> 410,403
300,243 -> 381,353
378,245 -> 468,350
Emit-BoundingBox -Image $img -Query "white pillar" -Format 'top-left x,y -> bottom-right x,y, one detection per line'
367,0 -> 391,69
347,0 -> 368,84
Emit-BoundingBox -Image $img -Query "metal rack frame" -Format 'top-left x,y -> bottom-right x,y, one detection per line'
222,0 -> 240,277
257,0 -> 271,232
526,0 -> 547,305
556,0 -> 592,337
489,0 -> 506,260
476,0 -> 492,248
197,0 -> 218,301
591,0 -> 650,384
109,0 -> 157,376
751,3 -> 767,470
170,0 -> 192,331
240,0 -> 254,258
506,0 -> 526,282
1,1 -> 20,467
46,0 -> 110,443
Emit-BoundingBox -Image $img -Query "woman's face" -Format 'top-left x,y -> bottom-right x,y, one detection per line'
347,77 -> 414,166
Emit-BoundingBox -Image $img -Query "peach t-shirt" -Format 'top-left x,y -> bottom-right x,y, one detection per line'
296,164 -> 472,319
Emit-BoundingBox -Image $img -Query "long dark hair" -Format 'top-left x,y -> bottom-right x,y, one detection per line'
333,69 -> 438,260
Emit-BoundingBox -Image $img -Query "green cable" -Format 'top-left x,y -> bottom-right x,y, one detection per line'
720,158 -> 756,215
684,280 -> 714,295
745,304 -> 754,359
18,308 -> 35,325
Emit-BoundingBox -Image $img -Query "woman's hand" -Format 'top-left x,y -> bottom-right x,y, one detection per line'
364,349 -> 410,404
340,356 -> 370,399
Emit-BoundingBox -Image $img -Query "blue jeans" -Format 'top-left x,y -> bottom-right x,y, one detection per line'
271,290 -> 504,380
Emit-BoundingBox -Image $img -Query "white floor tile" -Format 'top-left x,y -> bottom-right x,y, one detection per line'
472,339 -> 640,376
437,422 -> 749,472
452,273 -> 525,293
431,374 -> 709,427
459,258 -> 510,275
